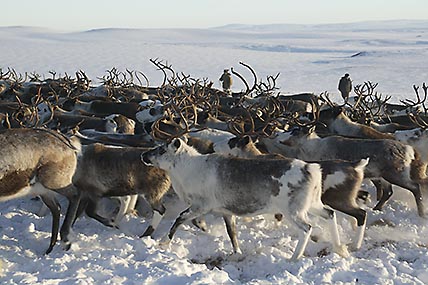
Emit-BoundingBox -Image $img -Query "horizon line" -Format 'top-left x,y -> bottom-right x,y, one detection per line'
1,18 -> 428,33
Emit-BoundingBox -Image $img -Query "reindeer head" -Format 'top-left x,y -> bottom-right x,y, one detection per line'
141,138 -> 184,168
136,99 -> 165,124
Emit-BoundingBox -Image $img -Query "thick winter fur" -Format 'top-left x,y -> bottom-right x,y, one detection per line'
0,128 -> 81,254
75,130 -> 154,147
141,138 -> 348,260
135,99 -> 165,125
394,128 -> 428,164
37,103 -> 135,134
319,107 -> 394,140
74,100 -> 141,121
196,111 -> 229,131
69,143 -> 171,238
318,108 -> 426,215
369,121 -> 414,133
267,130 -> 428,217
187,127 -> 235,145
55,111 -> 126,133
222,135 -> 368,250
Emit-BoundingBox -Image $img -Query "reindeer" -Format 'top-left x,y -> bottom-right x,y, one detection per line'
307,103 -> 423,212
64,143 -> 171,240
260,127 -> 428,217
368,121 -> 414,134
141,138 -> 349,260
37,102 -> 136,134
393,117 -> 428,167
217,135 -> 369,250
74,130 -> 155,147
0,128 -> 81,254
72,99 -> 142,121
317,106 -> 395,140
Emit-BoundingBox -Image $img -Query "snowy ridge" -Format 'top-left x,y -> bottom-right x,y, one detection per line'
1,21 -> 427,101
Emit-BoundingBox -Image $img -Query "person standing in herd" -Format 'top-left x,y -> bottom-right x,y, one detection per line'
219,69 -> 233,95
338,73 -> 352,103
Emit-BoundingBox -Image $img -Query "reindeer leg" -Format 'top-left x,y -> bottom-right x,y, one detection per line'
126,194 -> 139,214
289,215 -> 312,261
59,185 -> 81,251
371,179 -> 384,202
85,198 -> 116,227
140,202 -> 166,237
338,207 -> 367,250
373,179 -> 393,211
408,184 -> 425,218
223,214 -> 241,254
40,193 -> 61,255
72,195 -> 89,227
312,207 -> 350,258
383,177 -> 425,217
160,206 -> 207,247
36,196 -> 50,217
191,217 -> 208,232
115,195 -> 132,224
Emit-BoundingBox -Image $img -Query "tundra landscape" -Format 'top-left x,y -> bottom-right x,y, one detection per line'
1,21 -> 428,284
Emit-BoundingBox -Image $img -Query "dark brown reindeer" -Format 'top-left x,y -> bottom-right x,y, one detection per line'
65,143 -> 172,239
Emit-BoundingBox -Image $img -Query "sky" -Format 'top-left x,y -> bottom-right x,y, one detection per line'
2,0 -> 428,31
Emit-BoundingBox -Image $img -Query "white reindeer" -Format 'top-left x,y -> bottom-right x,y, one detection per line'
141,138 -> 349,260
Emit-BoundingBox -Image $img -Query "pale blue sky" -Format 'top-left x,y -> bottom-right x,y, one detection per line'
2,0 -> 428,31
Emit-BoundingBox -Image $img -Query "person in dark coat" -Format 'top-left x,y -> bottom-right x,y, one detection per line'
338,73 -> 352,103
219,69 -> 233,95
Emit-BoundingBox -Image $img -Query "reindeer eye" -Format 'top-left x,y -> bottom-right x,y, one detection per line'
159,147 -> 167,155
173,139 -> 181,149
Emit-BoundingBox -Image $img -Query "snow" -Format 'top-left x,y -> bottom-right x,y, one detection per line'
1,21 -> 428,284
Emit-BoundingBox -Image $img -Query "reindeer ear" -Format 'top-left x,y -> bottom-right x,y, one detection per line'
228,137 -> 239,148
238,135 -> 251,147
173,138 -> 181,149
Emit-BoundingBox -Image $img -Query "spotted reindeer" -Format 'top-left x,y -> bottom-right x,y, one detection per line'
141,138 -> 349,260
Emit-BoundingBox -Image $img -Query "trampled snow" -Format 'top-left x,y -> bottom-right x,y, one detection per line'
1,21 -> 428,284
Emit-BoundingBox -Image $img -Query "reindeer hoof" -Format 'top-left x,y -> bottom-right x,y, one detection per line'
228,251 -> 245,262
61,241 -> 72,252
333,244 -> 350,258
192,218 -> 208,232
288,256 -> 300,262
45,247 -> 54,255
159,236 -> 171,249
140,226 -> 155,238
347,243 -> 361,252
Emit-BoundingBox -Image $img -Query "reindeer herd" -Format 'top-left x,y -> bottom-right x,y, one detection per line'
1,61 -> 428,260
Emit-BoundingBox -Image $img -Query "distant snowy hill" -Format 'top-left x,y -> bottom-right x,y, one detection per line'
1,20 -> 428,100
214,20 -> 428,32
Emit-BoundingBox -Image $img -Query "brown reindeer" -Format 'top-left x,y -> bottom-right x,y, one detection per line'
0,128 -> 81,254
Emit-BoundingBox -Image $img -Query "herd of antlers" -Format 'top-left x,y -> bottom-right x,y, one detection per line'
1,60 -> 428,141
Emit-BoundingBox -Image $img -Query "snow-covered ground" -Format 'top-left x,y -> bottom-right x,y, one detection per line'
1,20 -> 428,284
